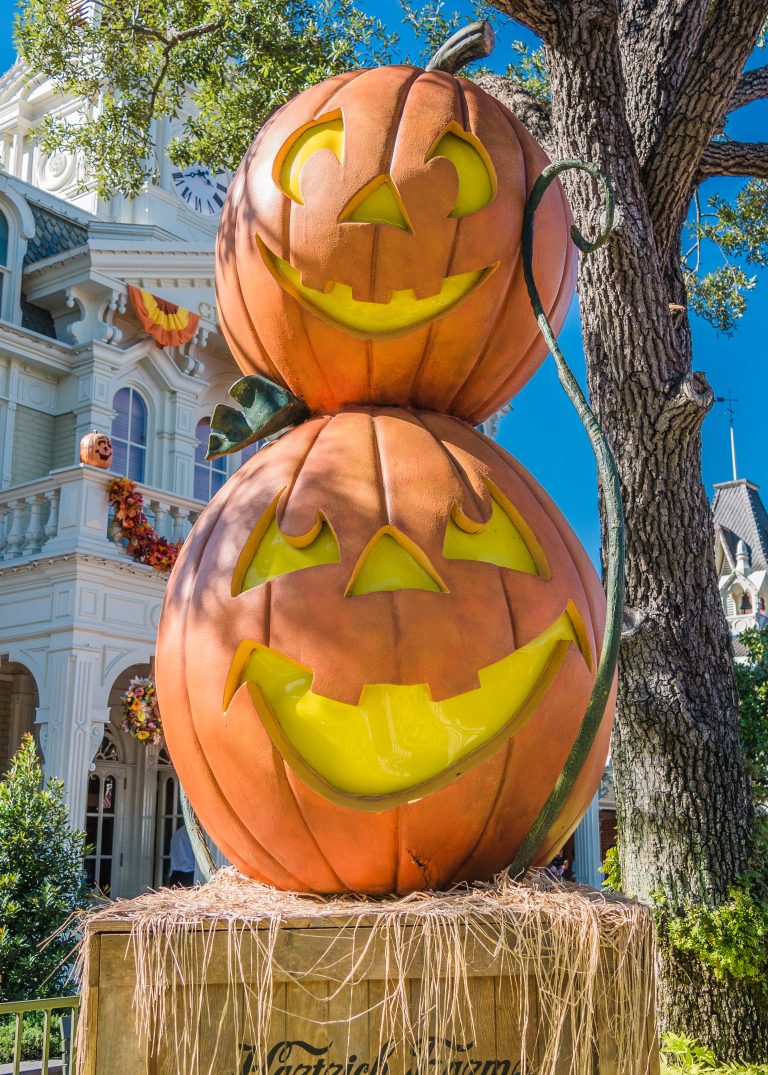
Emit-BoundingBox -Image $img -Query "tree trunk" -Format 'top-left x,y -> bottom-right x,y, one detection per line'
522,2 -> 768,1058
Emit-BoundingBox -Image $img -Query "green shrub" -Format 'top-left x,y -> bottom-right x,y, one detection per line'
0,1009 -> 65,1063
0,735 -> 89,1000
660,1032 -> 768,1073
659,819 -> 768,986
600,845 -> 622,892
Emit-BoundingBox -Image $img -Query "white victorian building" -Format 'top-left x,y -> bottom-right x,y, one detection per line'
0,59 -> 248,896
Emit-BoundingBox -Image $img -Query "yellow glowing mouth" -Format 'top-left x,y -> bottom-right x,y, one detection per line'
226,608 -> 590,809
257,237 -> 496,339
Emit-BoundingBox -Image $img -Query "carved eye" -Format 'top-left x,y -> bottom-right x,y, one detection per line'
427,123 -> 497,218
443,484 -> 550,577
273,111 -> 344,204
234,495 -> 340,593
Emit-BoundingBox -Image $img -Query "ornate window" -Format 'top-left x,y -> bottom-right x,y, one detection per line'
84,771 -> 119,893
194,418 -> 227,501
95,728 -> 121,762
154,771 -> 184,886
111,387 -> 147,482
0,210 -> 8,312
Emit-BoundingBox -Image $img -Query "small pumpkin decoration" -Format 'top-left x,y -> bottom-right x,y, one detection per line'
156,409 -> 613,895
80,431 -> 113,469
215,66 -> 576,425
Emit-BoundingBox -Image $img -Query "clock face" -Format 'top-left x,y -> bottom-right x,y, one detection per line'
171,164 -> 229,215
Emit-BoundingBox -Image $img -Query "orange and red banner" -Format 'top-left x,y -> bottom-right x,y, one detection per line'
128,286 -> 200,347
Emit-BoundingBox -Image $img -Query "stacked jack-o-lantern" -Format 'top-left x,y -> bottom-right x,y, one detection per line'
156,66 -> 614,895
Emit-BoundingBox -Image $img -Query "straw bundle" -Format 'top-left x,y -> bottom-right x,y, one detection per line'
78,868 -> 657,1075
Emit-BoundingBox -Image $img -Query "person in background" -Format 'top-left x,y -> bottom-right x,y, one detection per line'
548,855 -> 568,880
168,822 -> 195,887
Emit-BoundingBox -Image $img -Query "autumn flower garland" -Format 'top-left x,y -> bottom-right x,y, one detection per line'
120,676 -> 162,745
107,477 -> 182,573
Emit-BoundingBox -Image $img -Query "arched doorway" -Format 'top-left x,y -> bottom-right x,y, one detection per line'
102,663 -> 186,897
0,658 -> 39,776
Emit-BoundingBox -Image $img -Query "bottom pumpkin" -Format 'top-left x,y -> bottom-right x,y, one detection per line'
156,408 -> 614,894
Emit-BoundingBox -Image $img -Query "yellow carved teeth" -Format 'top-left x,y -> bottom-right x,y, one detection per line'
257,237 -> 496,339
226,608 -> 591,808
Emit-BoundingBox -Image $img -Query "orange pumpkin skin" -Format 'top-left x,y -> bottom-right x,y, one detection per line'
215,66 -> 576,424
156,410 -> 612,894
79,432 -> 113,469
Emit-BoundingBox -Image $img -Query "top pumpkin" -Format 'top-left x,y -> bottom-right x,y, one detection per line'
215,66 -> 576,424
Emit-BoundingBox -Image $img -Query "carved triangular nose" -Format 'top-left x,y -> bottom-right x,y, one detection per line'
340,175 -> 411,231
346,527 -> 447,595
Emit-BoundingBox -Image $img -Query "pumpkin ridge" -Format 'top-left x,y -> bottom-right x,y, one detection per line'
370,412 -> 406,688
259,510 -> 346,891
471,236 -> 570,419
368,68 -> 421,309
278,752 -> 347,892
448,736 -> 517,884
171,462 -> 309,888
414,409 -> 492,529
443,100 -> 531,417
219,159 -> 283,384
479,430 -> 598,656
442,254 -> 518,419
219,255 -> 282,385
276,415 -> 333,535
406,75 -> 466,406
467,122 -> 574,418
280,79 -> 361,407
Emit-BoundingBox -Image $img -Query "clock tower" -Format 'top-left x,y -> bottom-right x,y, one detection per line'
0,63 -> 230,242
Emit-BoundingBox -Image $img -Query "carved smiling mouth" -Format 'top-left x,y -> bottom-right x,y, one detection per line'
257,237 -> 497,339
224,607 -> 591,810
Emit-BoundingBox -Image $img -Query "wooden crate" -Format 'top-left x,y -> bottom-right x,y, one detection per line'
80,894 -> 659,1075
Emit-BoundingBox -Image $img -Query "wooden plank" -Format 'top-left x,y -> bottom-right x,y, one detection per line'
367,979 -> 408,1075
495,973 -> 536,1075
325,979 -> 370,1073
92,983 -> 147,1075
80,934 -> 101,1075
96,925 -> 543,988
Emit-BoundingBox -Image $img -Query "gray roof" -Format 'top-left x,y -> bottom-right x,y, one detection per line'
732,634 -> 750,660
712,480 -> 768,572
717,526 -> 738,571
23,204 -> 88,266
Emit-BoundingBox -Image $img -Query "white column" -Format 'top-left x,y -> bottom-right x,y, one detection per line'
573,793 -> 603,888
36,648 -> 111,828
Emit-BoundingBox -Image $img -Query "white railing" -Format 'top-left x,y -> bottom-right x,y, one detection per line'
0,467 -> 204,564
0,481 -> 61,560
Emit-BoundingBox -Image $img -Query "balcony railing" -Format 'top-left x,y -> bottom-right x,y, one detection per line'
0,996 -> 79,1075
0,467 -> 203,565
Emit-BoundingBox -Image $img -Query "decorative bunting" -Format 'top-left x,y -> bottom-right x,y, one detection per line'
128,285 -> 200,347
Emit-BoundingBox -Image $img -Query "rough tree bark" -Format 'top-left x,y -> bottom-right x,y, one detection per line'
478,0 -> 768,1058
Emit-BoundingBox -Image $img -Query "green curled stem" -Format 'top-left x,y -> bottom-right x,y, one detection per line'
508,160 -> 624,878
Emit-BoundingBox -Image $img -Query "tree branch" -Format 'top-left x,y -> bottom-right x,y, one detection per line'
698,139 -> 768,179
113,18 -> 224,47
486,0 -> 565,46
426,21 -> 495,74
727,65 -> 768,112
643,0 -> 767,258
474,73 -> 553,152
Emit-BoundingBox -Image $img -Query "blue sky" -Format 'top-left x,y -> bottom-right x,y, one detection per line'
1,3 -> 766,565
